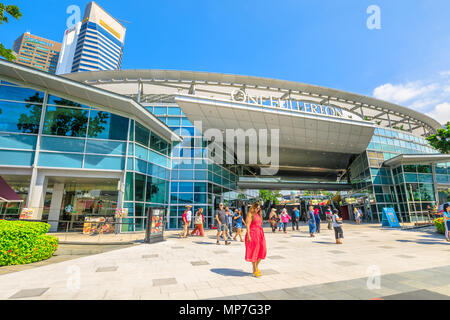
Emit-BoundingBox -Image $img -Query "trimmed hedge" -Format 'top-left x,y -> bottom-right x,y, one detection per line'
0,220 -> 59,266
434,218 -> 445,235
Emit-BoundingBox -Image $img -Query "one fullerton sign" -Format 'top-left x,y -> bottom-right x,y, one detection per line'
230,89 -> 344,118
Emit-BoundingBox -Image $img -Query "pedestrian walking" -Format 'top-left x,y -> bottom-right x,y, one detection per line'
280,208 -> 291,233
292,207 -> 300,231
245,202 -> 267,277
191,208 -> 204,236
332,209 -> 344,244
180,205 -> 192,238
307,205 -> 316,237
225,205 -> 233,239
354,207 -> 362,224
216,203 -> 230,245
269,208 -> 278,233
443,203 -> 450,242
314,206 -> 321,233
325,206 -> 333,230
233,209 -> 245,242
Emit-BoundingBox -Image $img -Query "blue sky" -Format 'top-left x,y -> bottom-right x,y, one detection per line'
1,0 -> 449,122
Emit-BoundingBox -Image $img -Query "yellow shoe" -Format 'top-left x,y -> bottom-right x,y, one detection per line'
253,270 -> 261,277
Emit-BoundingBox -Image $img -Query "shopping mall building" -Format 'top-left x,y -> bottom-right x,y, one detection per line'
0,59 -> 449,232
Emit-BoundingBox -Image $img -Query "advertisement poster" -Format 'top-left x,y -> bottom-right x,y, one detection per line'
19,208 -> 33,220
83,217 -> 115,235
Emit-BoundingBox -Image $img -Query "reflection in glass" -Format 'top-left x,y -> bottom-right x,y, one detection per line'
88,111 -> 129,141
43,106 -> 88,137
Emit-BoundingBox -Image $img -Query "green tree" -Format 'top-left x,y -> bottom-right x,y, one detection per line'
426,122 -> 450,154
259,190 -> 282,204
0,3 -> 22,61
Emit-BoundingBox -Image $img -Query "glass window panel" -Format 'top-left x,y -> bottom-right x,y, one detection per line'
126,157 -> 133,170
168,107 -> 182,115
0,150 -> 34,166
0,101 -> 42,134
47,95 -> 89,108
135,159 -> 147,174
194,182 -> 207,193
85,139 -> 126,155
135,122 -> 149,147
167,117 -> 180,126
124,172 -> 134,201
194,170 -> 207,180
178,193 -> 193,204
149,150 -> 167,167
134,204 -> 144,217
134,173 -> 146,202
0,84 -> 44,104
43,106 -> 88,137
150,178 -> 166,203
38,152 -> 83,168
179,170 -> 194,180
84,155 -> 124,170
418,174 -> 433,183
88,111 -> 129,140
41,136 -> 85,153
417,165 -> 432,174
0,133 -> 37,150
194,193 -> 206,203
135,144 -> 148,161
179,182 -> 193,193
153,107 -> 167,115
437,175 -> 448,184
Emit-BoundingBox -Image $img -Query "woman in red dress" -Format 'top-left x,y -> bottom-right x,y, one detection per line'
245,202 -> 267,277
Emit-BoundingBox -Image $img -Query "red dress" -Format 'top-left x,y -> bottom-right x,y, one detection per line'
245,213 -> 267,262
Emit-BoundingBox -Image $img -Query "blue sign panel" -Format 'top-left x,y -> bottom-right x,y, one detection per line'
382,207 -> 401,228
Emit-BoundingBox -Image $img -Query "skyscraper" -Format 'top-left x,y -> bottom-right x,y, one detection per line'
56,2 -> 126,74
12,32 -> 61,74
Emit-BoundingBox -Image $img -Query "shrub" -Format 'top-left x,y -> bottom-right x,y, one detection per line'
434,218 -> 445,235
0,220 -> 59,266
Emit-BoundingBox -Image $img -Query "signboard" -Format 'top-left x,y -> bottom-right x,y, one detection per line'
230,89 -> 344,118
114,208 -> 128,218
19,208 -> 33,220
144,208 -> 166,244
382,207 -> 401,228
83,217 -> 115,235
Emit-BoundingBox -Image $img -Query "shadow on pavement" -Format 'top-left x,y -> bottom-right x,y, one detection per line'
210,268 -> 251,277
194,241 -> 214,245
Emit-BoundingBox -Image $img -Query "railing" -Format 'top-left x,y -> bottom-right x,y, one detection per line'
0,218 -> 147,235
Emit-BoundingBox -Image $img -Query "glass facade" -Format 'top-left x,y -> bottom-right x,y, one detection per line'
143,104 -> 239,229
0,80 -> 172,232
1,74 -> 449,231
349,127 -> 450,222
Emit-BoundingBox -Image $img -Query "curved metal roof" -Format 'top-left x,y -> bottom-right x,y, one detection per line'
64,69 -> 442,135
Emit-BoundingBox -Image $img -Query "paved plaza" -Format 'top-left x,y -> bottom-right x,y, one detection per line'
1,222 -> 449,300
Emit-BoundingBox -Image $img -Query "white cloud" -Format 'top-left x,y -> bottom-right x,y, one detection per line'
373,82 -> 436,105
373,71 -> 450,125
426,103 -> 450,123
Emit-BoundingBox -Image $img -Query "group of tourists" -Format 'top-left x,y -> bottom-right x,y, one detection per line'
268,205 -> 344,244
179,203 -> 246,242
268,207 -> 296,233
215,203 -> 245,244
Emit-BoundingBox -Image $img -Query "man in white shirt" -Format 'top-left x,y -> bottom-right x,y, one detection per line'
185,205 -> 192,236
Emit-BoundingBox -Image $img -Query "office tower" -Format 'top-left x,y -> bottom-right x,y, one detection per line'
12,32 -> 61,74
55,22 -> 82,75
56,1 -> 126,74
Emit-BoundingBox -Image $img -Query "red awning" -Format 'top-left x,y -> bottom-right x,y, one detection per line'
0,176 -> 23,202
